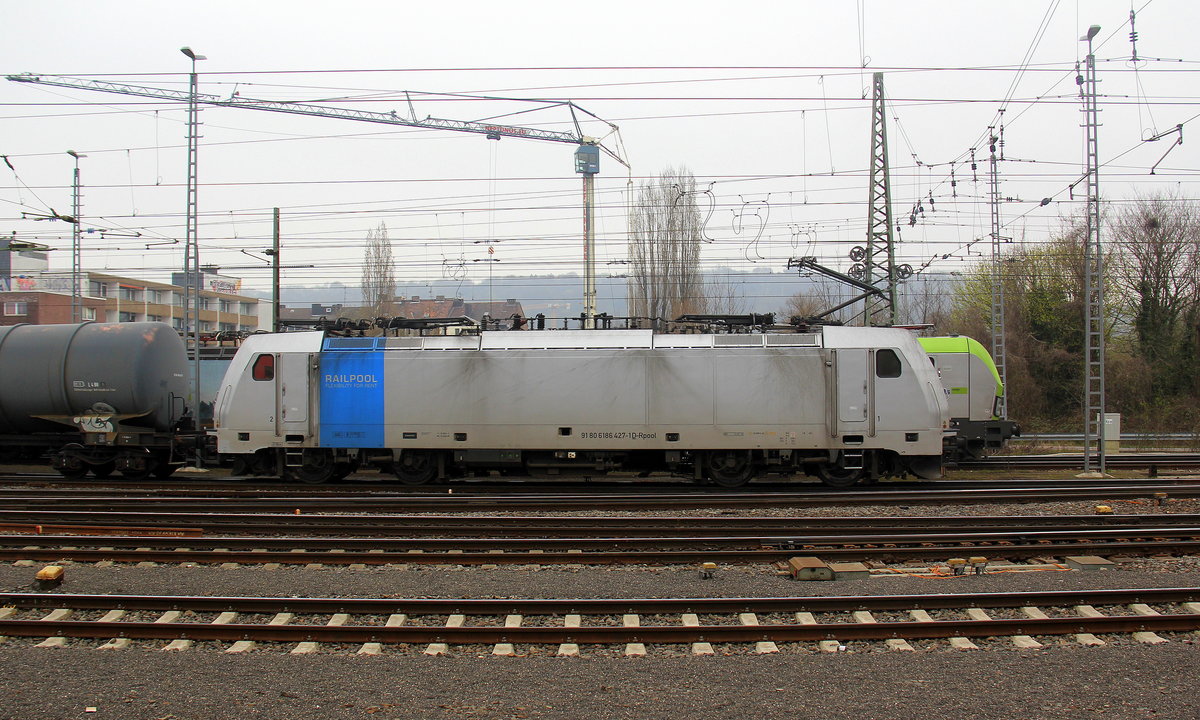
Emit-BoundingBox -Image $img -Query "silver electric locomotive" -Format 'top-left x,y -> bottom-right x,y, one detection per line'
214,325 -> 949,487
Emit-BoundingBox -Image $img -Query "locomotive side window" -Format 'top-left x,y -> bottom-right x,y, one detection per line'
251,354 -> 275,381
876,349 -> 902,378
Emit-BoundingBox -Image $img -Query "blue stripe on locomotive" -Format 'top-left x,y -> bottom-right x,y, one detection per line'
318,351 -> 385,447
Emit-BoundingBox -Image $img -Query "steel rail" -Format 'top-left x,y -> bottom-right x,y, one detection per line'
4,615 -> 1198,644
5,538 -> 1200,564
8,587 -> 1200,613
958,453 -> 1200,470
7,525 -> 1200,549
3,475 -> 1199,494
3,485 -> 1200,512
2,510 -> 1197,538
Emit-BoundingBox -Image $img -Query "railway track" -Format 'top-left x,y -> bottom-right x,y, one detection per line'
1,510 -> 1196,537
7,522 -> 1200,564
956,453 -> 1200,470
2,588 -> 1198,654
2,469 -> 1199,493
2,482 -> 1200,512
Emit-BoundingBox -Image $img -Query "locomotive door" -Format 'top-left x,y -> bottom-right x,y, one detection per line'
832,349 -> 871,436
275,352 -> 311,436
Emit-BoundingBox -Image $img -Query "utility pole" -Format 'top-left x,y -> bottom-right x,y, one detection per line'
181,46 -> 205,434
988,130 -> 1008,419
66,150 -> 85,322
865,72 -> 897,325
1079,25 -> 1106,473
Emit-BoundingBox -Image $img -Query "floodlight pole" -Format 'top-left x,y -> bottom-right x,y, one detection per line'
181,46 -> 205,441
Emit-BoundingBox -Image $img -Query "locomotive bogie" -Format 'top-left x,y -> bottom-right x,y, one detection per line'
215,326 -> 949,487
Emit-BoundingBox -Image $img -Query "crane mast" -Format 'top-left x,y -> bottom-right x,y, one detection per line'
7,72 -> 628,328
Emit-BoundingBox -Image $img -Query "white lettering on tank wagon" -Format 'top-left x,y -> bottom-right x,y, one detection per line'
71,380 -> 109,392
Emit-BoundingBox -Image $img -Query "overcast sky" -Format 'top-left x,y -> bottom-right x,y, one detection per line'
3,0 -> 1198,312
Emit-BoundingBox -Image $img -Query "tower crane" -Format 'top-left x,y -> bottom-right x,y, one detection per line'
6,72 -> 629,330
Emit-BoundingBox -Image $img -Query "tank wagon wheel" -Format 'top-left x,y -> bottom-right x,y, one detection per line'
704,451 -> 757,488
814,463 -> 865,489
90,461 -> 116,479
285,450 -> 338,485
393,451 -> 439,486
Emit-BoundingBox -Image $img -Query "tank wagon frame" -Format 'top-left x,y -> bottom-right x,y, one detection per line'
215,326 -> 950,488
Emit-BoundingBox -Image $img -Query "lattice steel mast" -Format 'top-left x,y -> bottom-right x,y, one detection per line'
866,72 -> 897,325
988,129 -> 1008,418
1080,25 -> 1106,473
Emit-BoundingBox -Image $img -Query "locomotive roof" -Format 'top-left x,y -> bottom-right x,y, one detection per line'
247,326 -> 923,353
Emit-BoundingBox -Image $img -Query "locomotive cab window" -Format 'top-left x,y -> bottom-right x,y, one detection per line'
251,354 -> 275,381
875,349 -> 902,378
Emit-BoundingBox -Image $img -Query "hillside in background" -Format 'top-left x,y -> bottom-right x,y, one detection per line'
256,268 -> 957,324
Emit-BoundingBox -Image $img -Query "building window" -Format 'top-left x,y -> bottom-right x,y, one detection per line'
171,317 -> 183,330
219,300 -> 233,313
240,302 -> 256,315
89,281 -> 109,298
148,314 -> 163,322
119,311 -> 137,323
82,307 -> 96,321
147,290 -> 162,304
119,286 -> 142,302
3,302 -> 28,316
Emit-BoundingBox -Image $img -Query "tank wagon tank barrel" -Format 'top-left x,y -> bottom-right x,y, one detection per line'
0,322 -> 197,478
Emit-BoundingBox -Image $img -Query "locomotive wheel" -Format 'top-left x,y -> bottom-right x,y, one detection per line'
90,461 -> 116,479
705,451 -> 756,488
58,466 -> 88,480
286,451 -> 337,484
393,451 -> 438,485
815,464 -> 865,488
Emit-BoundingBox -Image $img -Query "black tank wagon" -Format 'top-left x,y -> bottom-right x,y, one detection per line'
0,322 -> 192,477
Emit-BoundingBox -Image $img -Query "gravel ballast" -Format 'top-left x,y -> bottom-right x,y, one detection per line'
3,492 -> 1200,719
3,645 -> 1200,720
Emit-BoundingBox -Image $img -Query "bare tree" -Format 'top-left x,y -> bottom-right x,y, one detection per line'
1109,192 -> 1200,398
627,167 -> 705,322
698,272 -> 746,314
782,278 -> 859,323
361,222 -> 395,316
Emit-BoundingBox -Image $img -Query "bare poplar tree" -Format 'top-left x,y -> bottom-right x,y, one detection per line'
627,167 -> 704,322
361,222 -> 396,316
